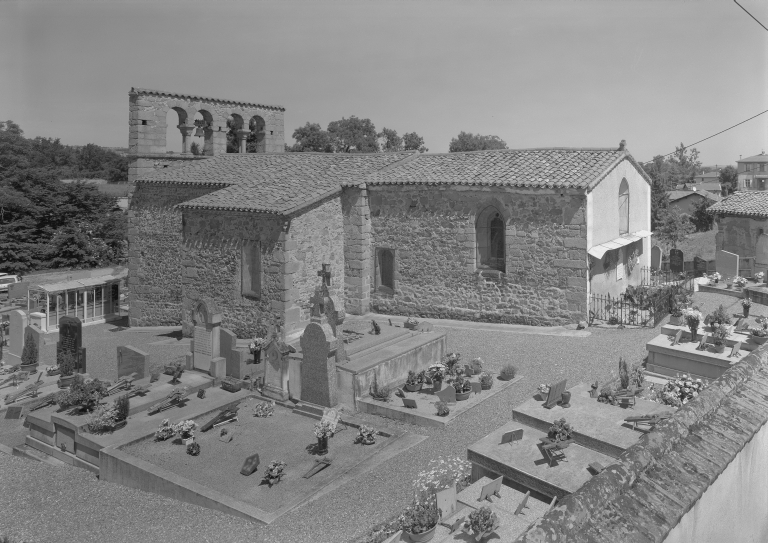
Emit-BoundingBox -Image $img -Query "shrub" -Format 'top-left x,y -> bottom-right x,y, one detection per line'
20,329 -> 38,366
360,520 -> 401,543
86,404 -> 119,434
451,377 -> 471,393
709,304 -> 732,326
712,324 -> 730,346
630,363 -> 645,388
464,506 -> 500,537
148,362 -> 164,382
435,401 -> 450,417
114,395 -> 130,422
405,370 -> 425,386
470,357 -> 483,373
500,364 -> 517,380
186,442 -> 200,456
253,401 -> 275,417
57,375 -> 108,411
619,357 -> 630,390
479,372 -> 494,388
401,499 -> 440,534
369,380 -> 391,402
441,352 -> 461,374
57,350 -> 79,376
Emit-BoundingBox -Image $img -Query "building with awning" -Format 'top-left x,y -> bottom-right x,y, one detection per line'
588,230 -> 652,260
26,273 -> 126,331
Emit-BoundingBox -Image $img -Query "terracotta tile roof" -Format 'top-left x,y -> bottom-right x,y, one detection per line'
737,153 -> 768,163
707,191 -> 768,218
164,152 -> 416,215
347,148 -> 649,190
667,190 -> 721,203
515,346 -> 768,543
129,87 -> 284,111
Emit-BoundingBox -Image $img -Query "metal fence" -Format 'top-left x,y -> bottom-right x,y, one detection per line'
589,271 -> 695,327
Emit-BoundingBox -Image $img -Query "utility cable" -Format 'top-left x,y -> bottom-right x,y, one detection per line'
734,0 -> 768,32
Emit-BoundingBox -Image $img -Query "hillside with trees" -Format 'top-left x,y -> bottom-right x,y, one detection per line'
0,120 -> 128,273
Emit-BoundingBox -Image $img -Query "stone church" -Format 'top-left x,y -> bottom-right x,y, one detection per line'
127,88 -> 652,341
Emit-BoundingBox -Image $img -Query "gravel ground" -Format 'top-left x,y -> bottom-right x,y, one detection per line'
1,293 -> 737,543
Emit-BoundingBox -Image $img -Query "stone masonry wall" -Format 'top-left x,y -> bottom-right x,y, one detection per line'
127,183 -> 223,327
362,185 -> 588,326
342,186 -> 372,315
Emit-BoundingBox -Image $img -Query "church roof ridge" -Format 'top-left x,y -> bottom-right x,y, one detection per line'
707,190 -> 768,218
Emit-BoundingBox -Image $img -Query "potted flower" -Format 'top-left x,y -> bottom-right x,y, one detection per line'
756,271 -> 765,283
750,318 -> 768,345
452,377 -> 472,401
354,425 -> 377,445
734,276 -> 747,289
711,324 -> 730,354
499,364 -> 517,381
314,420 -> 335,454
173,420 -> 198,444
401,500 -> 441,542
86,395 -> 129,434
404,317 -> 420,330
742,297 -> 752,318
711,272 -> 721,284
435,401 -> 450,417
470,357 -> 484,374
427,363 -> 446,393
682,308 -> 702,342
707,305 -> 732,332
186,442 -> 201,456
262,460 -> 286,487
462,506 -> 500,542
404,370 -> 425,392
479,372 -> 494,390
547,418 -> 574,444
669,306 -> 684,326
442,352 -> 461,375
154,419 -> 175,441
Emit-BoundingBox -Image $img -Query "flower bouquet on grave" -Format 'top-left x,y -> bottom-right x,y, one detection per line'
742,297 -> 752,317
682,308 -> 703,341
262,460 -> 286,487
154,419 -> 175,441
172,420 -> 198,440
756,272 -> 765,283
711,272 -> 721,284
354,425 -> 377,445
441,352 -> 462,376
734,276 -> 747,289
548,418 -> 574,443
427,363 -> 446,390
253,401 -> 275,418
660,374 -> 706,407
462,506 -> 500,542
400,498 -> 441,542
314,420 -> 335,454
750,318 -> 768,344
405,370 -> 426,392
452,377 -> 472,401
711,324 -> 730,353
404,317 -> 420,330
479,372 -> 494,390
249,337 -> 267,354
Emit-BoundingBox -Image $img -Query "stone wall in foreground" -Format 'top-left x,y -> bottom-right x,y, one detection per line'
360,185 -> 588,326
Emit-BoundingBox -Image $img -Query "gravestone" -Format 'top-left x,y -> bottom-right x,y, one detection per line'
716,250 -> 739,281
435,486 -> 457,520
501,428 -> 523,444
478,476 -> 503,502
671,330 -> 682,346
262,324 -> 296,402
470,382 -> 482,395
299,321 -> 338,407
693,256 -> 708,277
6,310 -> 28,366
402,398 -> 417,409
57,316 -> 86,373
728,342 -> 742,358
240,453 -> 260,476
543,379 -> 567,409
117,345 -> 148,381
514,491 -> 530,515
321,407 -> 341,428
755,233 -> 768,283
187,299 -> 224,375
435,386 -> 456,405
669,249 -> 684,274
651,245 -> 662,270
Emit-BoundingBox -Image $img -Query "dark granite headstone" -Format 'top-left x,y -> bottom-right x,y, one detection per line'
402,398 -> 417,409
240,453 -> 260,476
693,256 -> 707,277
478,475 -> 503,502
435,386 -> 456,405
299,322 -> 337,407
117,345 -> 148,381
5,406 -> 23,419
57,316 -> 85,373
669,249 -> 684,274
501,429 -> 523,444
544,379 -> 567,409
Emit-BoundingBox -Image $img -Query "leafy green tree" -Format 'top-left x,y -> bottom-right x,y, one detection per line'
291,122 -> 332,153
719,165 -> 738,195
403,132 -> 428,153
642,155 -> 672,230
327,116 -> 379,153
654,206 -> 695,249
190,142 -> 202,156
448,132 -> 507,152
668,143 -> 701,187
690,197 -> 715,232
378,127 -> 403,152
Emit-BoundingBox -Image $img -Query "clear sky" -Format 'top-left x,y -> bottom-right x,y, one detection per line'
1,0 -> 766,165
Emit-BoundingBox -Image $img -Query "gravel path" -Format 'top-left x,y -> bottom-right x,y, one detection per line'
4,292 -> 741,543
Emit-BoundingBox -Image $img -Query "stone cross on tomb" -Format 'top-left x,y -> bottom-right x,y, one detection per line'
318,263 -> 331,287
310,288 -> 326,320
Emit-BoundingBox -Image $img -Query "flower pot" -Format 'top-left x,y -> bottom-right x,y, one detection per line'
404,383 -> 423,392
456,391 -> 471,401
751,335 -> 768,345
432,379 -> 443,393
407,525 -> 437,542
317,436 -> 329,455
726,284 -> 732,289
669,315 -> 682,326
715,279 -> 719,284
58,374 -> 76,389
744,307 -> 750,318
561,390 -> 572,407
481,383 -> 492,391
713,344 -> 725,354
689,328 -> 698,342
19,362 -> 38,374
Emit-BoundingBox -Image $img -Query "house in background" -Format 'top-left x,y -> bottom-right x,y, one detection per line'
709,191 -> 768,278
737,152 -> 768,191
667,189 -> 721,216
693,171 -> 721,184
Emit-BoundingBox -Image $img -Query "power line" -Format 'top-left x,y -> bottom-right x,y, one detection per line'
734,0 -> 768,32
641,109 -> 768,164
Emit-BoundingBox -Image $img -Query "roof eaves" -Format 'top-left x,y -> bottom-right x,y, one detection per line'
584,152 -> 635,192
283,187 -> 342,216
175,202 -> 283,214
130,87 -> 285,111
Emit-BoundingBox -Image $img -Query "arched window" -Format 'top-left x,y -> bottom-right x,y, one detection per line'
476,206 -> 505,272
619,179 -> 629,235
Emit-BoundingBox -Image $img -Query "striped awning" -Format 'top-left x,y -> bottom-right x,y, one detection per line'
588,230 -> 652,259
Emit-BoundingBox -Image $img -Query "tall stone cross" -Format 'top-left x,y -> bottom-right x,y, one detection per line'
309,288 -> 326,321
318,264 -> 331,287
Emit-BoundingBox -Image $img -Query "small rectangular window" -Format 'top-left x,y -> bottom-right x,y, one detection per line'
375,248 -> 395,293
761,164 -> 765,172
241,240 -> 261,298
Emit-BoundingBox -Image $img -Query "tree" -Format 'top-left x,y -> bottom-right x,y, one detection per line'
378,127 -> 403,152
403,132 -> 428,153
668,143 -> 701,187
654,207 -> 695,249
327,116 -> 379,153
642,155 -> 671,230
190,142 -> 203,156
690,197 -> 715,232
719,165 -> 738,195
291,122 -> 332,153
448,132 -> 507,152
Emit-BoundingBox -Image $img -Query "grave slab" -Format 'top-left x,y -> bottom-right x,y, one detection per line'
513,383 -> 675,458
467,421 -> 616,499
646,334 -> 748,380
660,324 -> 760,352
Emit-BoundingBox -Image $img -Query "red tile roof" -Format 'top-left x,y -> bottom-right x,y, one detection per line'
707,191 -> 768,218
129,88 -> 284,111
158,152 -> 416,215
667,190 -> 721,203
350,148 -> 649,190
